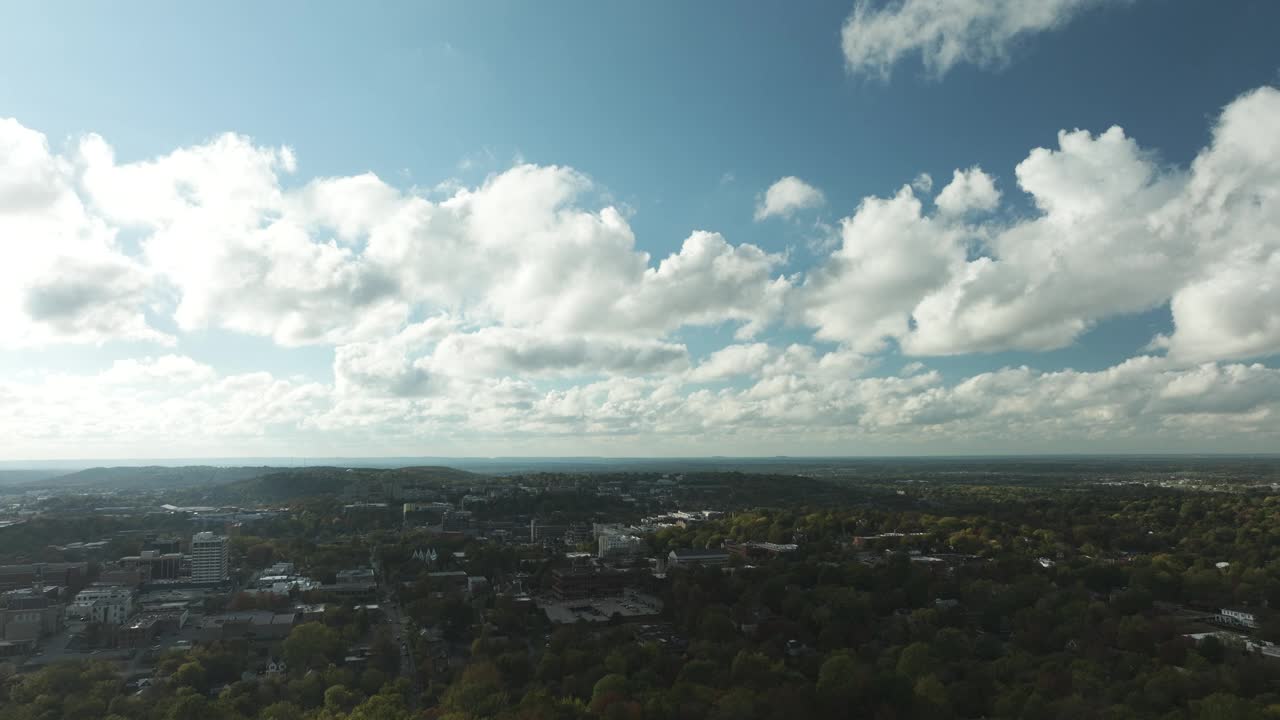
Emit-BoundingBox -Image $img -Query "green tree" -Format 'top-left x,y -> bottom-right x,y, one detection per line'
441,662 -> 509,719
283,622 -> 344,672
896,642 -> 934,679
171,660 -> 208,693
324,684 -> 362,714
261,701 -> 305,720
165,691 -> 216,720
1192,693 -> 1263,720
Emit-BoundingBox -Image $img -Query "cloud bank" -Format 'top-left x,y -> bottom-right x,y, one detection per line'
1,85 -> 1278,455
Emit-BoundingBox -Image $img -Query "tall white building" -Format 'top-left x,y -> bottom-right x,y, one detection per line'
191,532 -> 229,583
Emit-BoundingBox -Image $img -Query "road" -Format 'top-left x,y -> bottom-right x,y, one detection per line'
372,545 -> 422,708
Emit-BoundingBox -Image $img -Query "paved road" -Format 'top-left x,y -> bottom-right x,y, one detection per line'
372,545 -> 421,708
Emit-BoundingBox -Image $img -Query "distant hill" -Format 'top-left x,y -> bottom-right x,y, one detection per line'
28,465 -> 276,491
0,469 -> 65,486
197,465 -> 486,504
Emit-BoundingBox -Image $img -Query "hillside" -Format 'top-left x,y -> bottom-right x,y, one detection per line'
194,465 -> 486,504
29,465 -> 276,491
0,470 -> 65,487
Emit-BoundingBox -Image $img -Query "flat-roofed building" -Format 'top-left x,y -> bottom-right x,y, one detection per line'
667,549 -> 730,568
598,533 -> 644,559
69,585 -> 133,625
122,550 -> 183,580
191,532 -> 229,583
551,567 -> 628,601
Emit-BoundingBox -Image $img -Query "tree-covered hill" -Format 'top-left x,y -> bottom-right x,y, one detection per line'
195,465 -> 486,504
26,465 -> 277,491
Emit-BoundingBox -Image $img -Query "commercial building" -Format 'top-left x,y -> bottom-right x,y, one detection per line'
551,566 -> 628,601
441,510 -> 473,533
336,567 -> 376,584
0,562 -> 87,592
724,541 -> 799,560
142,535 -> 183,554
69,585 -> 133,625
191,532 -> 230,583
320,581 -> 378,600
0,599 -> 63,641
598,533 -> 644,559
530,519 -> 568,543
1220,607 -> 1259,629
404,502 -> 452,526
195,611 -> 297,642
425,570 -> 469,593
565,523 -> 592,545
667,548 -> 730,568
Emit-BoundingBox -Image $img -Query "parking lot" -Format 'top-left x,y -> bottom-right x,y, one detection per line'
538,590 -> 663,624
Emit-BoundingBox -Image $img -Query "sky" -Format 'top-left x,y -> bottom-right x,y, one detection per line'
1,0 -> 1279,460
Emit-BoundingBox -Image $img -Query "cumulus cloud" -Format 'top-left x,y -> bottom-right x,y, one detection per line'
799,185 -> 965,352
842,0 -> 1122,79
1149,87 -> 1280,361
688,343 -> 774,383
934,166 -> 1000,215
755,176 -> 826,220
80,132 -> 409,346
2,86 -> 1279,457
0,119 -> 170,346
2,126 -> 791,353
800,86 -> 1280,362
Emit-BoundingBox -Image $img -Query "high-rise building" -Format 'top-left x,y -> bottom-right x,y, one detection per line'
191,532 -> 229,583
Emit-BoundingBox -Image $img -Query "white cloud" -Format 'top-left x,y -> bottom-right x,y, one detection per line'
0,356 -> 331,458
2,85 -> 1280,459
80,133 -> 409,347
800,86 -> 1280,362
934,166 -> 1000,215
367,168 -> 790,341
0,119 -> 170,347
4,127 -> 791,353
1149,87 -> 1280,362
426,328 -> 690,378
688,343 -> 774,383
754,176 -> 826,220
799,185 -> 965,352
4,352 -> 1276,458
842,0 -> 1122,79
332,322 -> 448,399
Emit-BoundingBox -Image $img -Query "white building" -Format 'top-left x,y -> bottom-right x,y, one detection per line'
89,598 -> 130,624
1220,607 -> 1259,629
598,533 -> 644,559
69,585 -> 133,625
191,532 -> 230,583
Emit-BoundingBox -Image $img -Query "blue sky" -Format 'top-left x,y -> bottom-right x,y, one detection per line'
1,1 -> 1279,458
